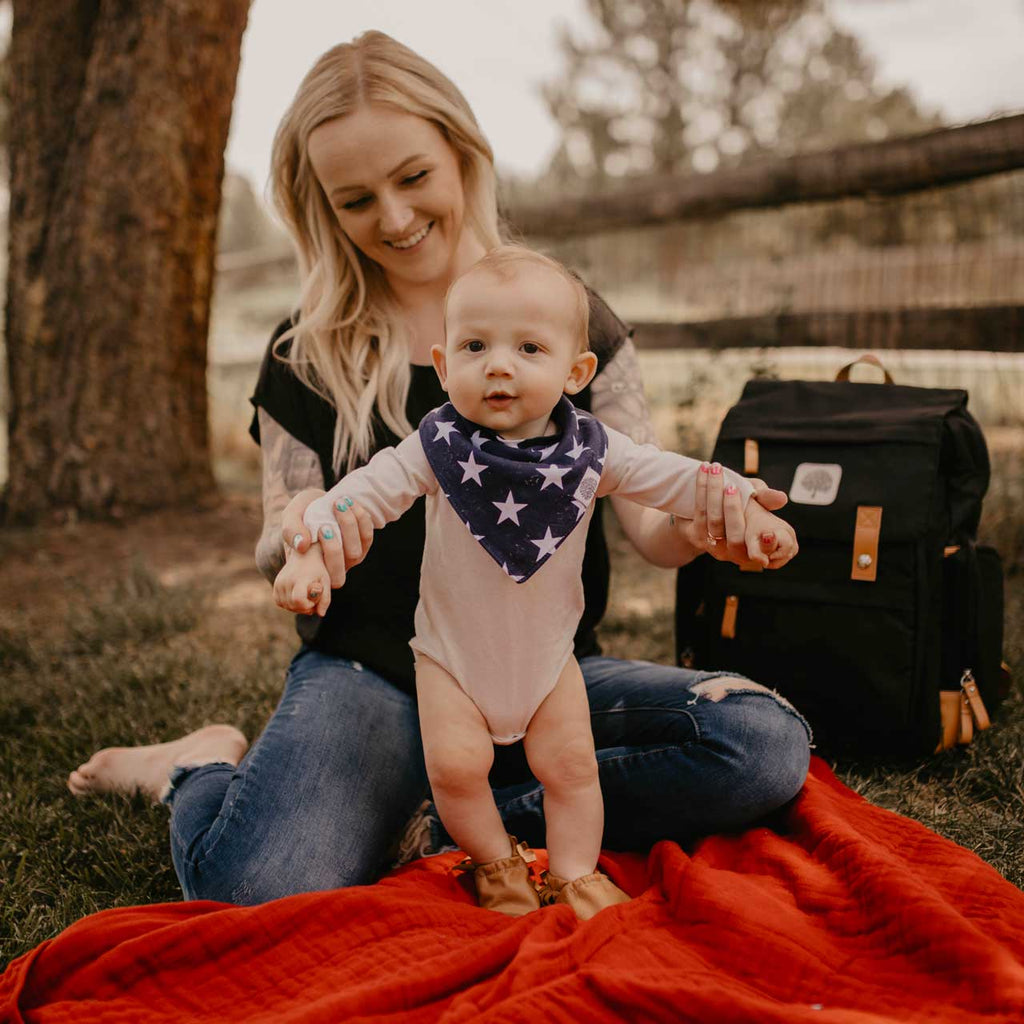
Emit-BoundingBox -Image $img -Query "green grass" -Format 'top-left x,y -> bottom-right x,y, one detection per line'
1,548 -> 1021,971
0,564 -> 294,968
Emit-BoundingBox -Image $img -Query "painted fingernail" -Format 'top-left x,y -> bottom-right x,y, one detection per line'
292,533 -> 304,550
345,498 -> 354,509
761,531 -> 776,547
699,462 -> 709,473
710,463 -> 722,476
321,527 -> 334,540
335,500 -> 346,512
724,485 -> 737,495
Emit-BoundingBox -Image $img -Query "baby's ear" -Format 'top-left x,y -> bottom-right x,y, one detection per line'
430,344 -> 448,390
564,350 -> 598,395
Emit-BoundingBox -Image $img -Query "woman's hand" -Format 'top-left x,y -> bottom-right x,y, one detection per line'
678,464 -> 795,568
680,462 -> 750,565
281,488 -> 374,589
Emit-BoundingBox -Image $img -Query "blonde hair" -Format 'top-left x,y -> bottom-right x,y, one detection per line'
445,244 -> 591,351
270,31 -> 503,473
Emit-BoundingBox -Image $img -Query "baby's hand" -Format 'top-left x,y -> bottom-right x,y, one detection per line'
743,502 -> 798,569
273,544 -> 333,617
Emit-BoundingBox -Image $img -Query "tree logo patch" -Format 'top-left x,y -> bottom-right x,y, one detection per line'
789,463 -> 842,505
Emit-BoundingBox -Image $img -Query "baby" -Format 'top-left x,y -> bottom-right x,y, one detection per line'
276,246 -> 796,919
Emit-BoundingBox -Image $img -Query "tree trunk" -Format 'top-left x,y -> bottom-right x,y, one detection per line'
4,0 -> 250,522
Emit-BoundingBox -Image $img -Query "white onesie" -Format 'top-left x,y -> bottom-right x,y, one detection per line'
304,415 -> 754,744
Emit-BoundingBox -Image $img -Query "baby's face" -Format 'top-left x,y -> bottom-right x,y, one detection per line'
434,263 -> 596,439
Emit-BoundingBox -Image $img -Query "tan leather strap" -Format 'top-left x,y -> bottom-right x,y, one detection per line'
934,672 -> 992,753
744,439 -> 759,475
960,671 -> 991,732
936,691 -> 961,753
835,353 -> 895,384
959,693 -> 974,745
850,506 -> 882,582
721,595 -> 738,639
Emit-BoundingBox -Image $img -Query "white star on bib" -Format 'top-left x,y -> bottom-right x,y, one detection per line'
458,451 -> 487,485
530,527 -> 563,560
433,421 -> 458,445
536,464 -> 571,490
492,491 -> 528,525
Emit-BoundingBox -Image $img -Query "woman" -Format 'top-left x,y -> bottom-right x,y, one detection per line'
69,31 -> 810,905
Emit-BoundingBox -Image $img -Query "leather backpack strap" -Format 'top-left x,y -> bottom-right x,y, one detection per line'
835,353 -> 895,384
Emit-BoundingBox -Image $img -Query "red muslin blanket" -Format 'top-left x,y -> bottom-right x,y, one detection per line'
3,758 -> 1023,1023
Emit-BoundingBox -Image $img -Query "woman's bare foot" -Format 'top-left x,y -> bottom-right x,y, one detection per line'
68,725 -> 249,803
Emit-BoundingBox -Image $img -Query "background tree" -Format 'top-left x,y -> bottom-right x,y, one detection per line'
4,0 -> 250,523
540,0 -> 940,189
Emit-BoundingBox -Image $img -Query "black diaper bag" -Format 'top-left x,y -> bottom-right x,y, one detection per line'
675,356 -> 1008,757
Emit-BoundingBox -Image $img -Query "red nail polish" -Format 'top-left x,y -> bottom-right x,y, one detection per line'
700,463 -> 709,473
710,463 -> 722,476
724,485 -> 737,495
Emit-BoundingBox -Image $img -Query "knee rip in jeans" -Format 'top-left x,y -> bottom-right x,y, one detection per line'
688,677 -> 808,732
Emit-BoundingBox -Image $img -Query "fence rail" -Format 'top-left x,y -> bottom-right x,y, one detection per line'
508,114 -> 1024,238
631,305 -> 1024,352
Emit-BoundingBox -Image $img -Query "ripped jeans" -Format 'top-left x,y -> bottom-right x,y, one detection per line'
165,650 -> 811,904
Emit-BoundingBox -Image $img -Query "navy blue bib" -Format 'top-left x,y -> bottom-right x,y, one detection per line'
419,396 -> 608,582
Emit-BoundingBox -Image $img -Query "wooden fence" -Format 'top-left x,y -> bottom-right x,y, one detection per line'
505,114 -> 1024,353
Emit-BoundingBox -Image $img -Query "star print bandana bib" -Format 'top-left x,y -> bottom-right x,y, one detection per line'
419,396 -> 608,583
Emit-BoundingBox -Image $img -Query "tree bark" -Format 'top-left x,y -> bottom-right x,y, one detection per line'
5,0 -> 250,522
510,114 -> 1024,239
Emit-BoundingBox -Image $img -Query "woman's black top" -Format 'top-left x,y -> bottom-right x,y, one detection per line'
249,293 -> 631,695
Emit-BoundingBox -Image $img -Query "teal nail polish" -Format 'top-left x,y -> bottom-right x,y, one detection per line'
292,533 -> 304,549
335,501 -> 345,512
344,498 -> 354,509
322,527 -> 335,540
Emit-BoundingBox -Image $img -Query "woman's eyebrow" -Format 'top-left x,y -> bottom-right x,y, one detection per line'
330,155 -> 428,198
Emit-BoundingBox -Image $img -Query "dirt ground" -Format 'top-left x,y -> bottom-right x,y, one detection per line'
0,491 -> 277,634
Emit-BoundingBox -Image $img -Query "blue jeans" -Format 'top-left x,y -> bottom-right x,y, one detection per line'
166,648 -> 811,904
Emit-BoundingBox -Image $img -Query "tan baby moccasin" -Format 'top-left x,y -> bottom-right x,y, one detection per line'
541,870 -> 630,920
460,835 -> 543,916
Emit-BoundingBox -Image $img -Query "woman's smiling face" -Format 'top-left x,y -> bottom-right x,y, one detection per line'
308,105 -> 472,292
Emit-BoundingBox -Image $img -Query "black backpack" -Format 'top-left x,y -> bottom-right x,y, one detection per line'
675,357 -> 1007,756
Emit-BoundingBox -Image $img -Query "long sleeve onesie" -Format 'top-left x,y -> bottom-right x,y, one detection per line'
304,416 -> 754,744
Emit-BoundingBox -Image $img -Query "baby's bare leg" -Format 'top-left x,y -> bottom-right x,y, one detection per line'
415,655 -> 509,865
523,656 -> 602,882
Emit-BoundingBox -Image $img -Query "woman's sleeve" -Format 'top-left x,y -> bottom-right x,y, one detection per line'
589,336 -> 660,448
249,318 -> 323,453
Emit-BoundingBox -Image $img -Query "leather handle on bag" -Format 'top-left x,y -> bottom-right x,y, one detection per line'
835,353 -> 895,385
